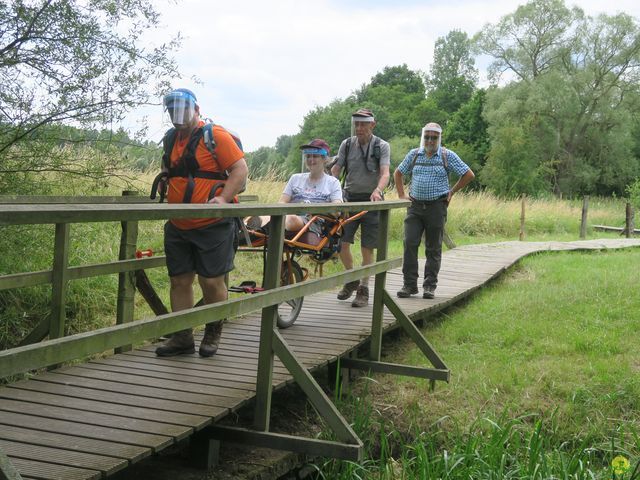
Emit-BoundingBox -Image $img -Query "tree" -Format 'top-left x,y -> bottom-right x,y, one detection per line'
425,30 -> 478,114
0,0 -> 179,189
476,0 -> 640,197
444,89 -> 489,179
357,64 -> 428,138
473,0 -> 583,82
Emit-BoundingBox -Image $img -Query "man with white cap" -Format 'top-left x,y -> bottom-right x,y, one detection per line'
394,122 -> 474,299
331,108 -> 391,307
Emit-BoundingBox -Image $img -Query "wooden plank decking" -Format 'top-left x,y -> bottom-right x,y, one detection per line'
1,239 -> 639,479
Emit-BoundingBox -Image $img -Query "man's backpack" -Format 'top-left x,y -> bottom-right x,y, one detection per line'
162,121 -> 243,170
344,135 -> 381,173
160,121 -> 244,203
408,146 -> 448,175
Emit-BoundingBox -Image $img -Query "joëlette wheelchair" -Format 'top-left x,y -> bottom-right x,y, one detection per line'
235,210 -> 367,328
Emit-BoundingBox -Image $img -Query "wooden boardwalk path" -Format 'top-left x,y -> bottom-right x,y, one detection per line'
1,239 -> 639,480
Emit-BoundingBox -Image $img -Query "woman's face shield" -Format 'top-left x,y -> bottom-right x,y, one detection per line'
301,148 -> 328,170
163,92 -> 196,127
420,125 -> 442,152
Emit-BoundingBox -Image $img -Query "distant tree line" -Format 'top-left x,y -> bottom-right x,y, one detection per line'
246,0 -> 640,198
1,0 -> 638,199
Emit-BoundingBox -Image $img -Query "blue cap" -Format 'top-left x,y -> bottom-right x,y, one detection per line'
163,88 -> 197,107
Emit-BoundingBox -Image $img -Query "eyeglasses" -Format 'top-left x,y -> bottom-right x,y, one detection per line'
423,135 -> 439,141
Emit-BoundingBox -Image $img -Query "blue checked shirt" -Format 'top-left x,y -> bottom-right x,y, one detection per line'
397,146 -> 470,201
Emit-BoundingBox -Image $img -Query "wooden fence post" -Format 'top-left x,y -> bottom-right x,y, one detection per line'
625,202 -> 635,238
580,195 -> 589,239
50,223 -> 70,340
116,191 -> 139,353
519,195 -> 526,241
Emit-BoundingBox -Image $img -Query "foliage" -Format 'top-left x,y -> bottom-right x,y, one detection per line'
425,29 -> 478,114
245,146 -> 289,180
473,0 -> 584,82
628,178 -> 640,210
475,0 -> 640,197
315,249 -> 640,479
0,0 -> 179,189
444,89 -> 489,179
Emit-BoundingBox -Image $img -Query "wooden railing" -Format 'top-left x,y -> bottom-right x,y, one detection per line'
0,196 -> 450,468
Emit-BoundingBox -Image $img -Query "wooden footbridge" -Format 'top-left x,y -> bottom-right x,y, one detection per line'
1,198 -> 639,480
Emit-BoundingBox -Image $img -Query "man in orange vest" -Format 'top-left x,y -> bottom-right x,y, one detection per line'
155,88 -> 248,357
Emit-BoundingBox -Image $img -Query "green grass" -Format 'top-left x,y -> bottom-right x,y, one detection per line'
1,176 -> 639,475
313,249 -> 640,479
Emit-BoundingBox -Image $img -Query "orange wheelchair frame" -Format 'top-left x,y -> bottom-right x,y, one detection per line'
237,210 -> 367,328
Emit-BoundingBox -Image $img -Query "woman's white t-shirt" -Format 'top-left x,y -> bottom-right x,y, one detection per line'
283,173 -> 342,203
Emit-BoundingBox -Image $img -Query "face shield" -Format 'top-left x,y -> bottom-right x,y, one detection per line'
301,148 -> 328,171
420,123 -> 442,152
351,115 -> 375,139
163,90 -> 196,127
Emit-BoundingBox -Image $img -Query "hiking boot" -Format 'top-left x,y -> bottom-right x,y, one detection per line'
199,321 -> 223,357
337,280 -> 359,300
397,285 -> 418,298
423,286 -> 436,299
155,329 -> 195,356
351,285 -> 369,308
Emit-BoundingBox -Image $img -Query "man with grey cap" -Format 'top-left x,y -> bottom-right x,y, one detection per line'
394,122 -> 474,299
331,108 -> 390,307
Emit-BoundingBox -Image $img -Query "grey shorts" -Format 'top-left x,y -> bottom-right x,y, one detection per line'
341,210 -> 379,248
164,219 -> 237,278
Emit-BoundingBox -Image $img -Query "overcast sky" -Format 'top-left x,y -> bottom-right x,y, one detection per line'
131,0 -> 640,152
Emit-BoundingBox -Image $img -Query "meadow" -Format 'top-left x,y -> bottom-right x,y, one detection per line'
1,176 -> 638,479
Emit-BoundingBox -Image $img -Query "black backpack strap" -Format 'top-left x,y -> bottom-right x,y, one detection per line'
409,149 -> 420,174
372,136 -> 381,162
411,147 -> 449,174
339,137 -> 352,188
162,128 -> 177,170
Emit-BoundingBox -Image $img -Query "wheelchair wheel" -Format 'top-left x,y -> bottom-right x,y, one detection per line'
277,260 -> 304,329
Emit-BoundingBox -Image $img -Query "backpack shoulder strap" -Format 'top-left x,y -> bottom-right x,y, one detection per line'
372,136 -> 381,162
183,127 -> 205,175
342,137 -> 352,176
409,149 -> 421,173
441,146 -> 448,170
202,122 -> 217,157
162,127 -> 177,169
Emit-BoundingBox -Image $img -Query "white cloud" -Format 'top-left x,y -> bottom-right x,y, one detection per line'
129,0 -> 640,151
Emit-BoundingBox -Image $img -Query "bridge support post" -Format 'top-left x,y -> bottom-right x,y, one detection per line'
254,215 -> 285,432
370,209 -> 389,361
189,431 -> 220,470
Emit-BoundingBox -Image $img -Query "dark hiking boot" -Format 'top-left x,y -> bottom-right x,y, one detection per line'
351,285 -> 369,308
423,286 -> 436,299
199,321 -> 224,357
397,285 -> 419,298
155,329 -> 195,356
337,280 -> 359,300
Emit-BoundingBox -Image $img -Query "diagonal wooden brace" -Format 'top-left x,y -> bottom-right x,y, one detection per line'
273,330 -> 362,449
383,290 -> 450,377
205,425 -> 362,461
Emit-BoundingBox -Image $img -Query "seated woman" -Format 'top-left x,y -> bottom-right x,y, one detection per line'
247,139 -> 342,233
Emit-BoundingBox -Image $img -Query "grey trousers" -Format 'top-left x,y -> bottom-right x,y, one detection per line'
402,199 -> 448,289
